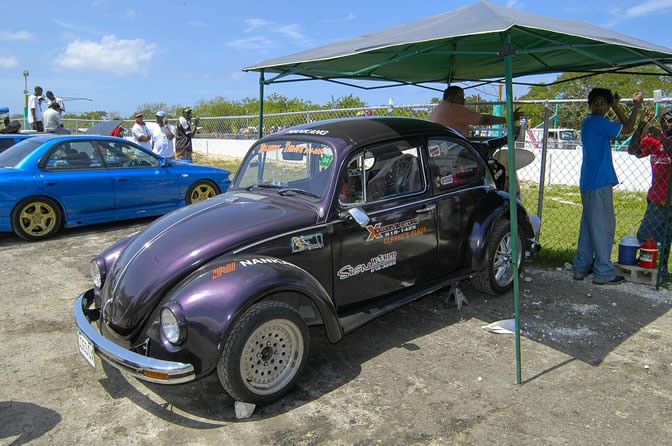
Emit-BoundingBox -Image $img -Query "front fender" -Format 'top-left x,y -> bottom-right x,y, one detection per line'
153,255 -> 341,377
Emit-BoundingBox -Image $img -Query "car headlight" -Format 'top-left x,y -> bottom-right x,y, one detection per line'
161,307 -> 182,344
90,259 -> 103,288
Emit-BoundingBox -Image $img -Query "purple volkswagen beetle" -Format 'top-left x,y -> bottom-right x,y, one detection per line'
75,117 -> 538,404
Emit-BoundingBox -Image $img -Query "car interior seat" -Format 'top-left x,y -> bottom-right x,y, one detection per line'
366,152 -> 421,201
68,152 -> 91,168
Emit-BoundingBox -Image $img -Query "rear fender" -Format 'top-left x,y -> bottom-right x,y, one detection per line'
161,255 -> 342,376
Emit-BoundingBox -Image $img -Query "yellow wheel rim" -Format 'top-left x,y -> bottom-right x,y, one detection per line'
190,184 -> 216,203
19,201 -> 58,236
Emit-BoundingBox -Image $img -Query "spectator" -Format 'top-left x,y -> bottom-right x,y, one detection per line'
28,86 -> 44,132
175,106 -> 199,161
573,88 -> 642,285
628,106 -> 672,277
45,91 -> 65,115
131,112 -> 152,150
43,103 -> 61,132
428,86 -> 522,137
0,117 -> 20,134
147,110 -> 176,159
110,123 -> 125,138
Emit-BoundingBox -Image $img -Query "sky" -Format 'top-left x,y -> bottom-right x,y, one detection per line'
2,0 -> 672,117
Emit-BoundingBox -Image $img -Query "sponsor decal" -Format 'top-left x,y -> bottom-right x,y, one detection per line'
365,217 -> 420,242
440,175 -> 454,185
429,145 -> 441,157
212,262 -> 236,280
383,226 -> 428,244
319,154 -> 333,167
286,129 -> 329,136
337,252 -> 397,279
283,142 -> 326,155
259,143 -> 283,153
239,258 -> 296,267
291,233 -> 324,253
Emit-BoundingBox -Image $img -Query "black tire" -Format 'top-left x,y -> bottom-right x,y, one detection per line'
185,179 -> 219,205
217,301 -> 310,404
471,219 -> 523,295
11,196 -> 62,241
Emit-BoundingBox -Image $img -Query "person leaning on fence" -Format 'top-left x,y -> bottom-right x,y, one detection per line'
428,86 -> 522,137
175,106 -> 199,161
573,88 -> 642,285
627,106 -> 672,278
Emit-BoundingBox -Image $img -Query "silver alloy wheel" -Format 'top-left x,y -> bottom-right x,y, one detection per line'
239,318 -> 305,395
493,232 -> 521,287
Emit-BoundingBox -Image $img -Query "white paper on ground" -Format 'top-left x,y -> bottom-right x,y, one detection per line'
235,401 -> 256,419
482,319 -> 516,334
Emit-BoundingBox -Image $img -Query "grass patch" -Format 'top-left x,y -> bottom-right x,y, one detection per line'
193,152 -> 242,176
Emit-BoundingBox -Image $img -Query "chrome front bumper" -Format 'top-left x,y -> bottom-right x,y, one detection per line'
74,289 -> 195,384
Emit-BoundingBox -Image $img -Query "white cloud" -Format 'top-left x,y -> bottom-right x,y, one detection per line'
0,31 -> 34,40
56,35 -> 157,75
227,36 -> 275,50
0,56 -> 18,67
245,19 -> 272,32
126,9 -> 136,20
625,0 -> 672,17
276,24 -> 303,39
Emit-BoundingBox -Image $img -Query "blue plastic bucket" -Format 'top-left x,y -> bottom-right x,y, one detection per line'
618,236 -> 639,265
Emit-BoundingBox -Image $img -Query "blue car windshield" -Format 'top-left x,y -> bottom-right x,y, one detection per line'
0,139 -> 41,168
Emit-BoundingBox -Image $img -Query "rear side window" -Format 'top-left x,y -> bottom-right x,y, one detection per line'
0,139 -> 41,168
0,138 -> 16,152
427,139 -> 484,191
43,141 -> 104,170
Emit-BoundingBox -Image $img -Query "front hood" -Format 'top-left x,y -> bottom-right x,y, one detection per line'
103,191 -> 318,335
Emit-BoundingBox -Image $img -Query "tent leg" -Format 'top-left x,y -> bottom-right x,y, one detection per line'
504,31 -> 522,385
258,70 -> 265,139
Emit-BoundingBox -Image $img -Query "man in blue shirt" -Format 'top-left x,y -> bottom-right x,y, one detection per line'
573,88 -> 642,284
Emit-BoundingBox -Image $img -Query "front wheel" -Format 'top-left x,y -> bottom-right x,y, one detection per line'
185,180 -> 219,205
217,301 -> 310,404
471,219 -> 523,295
12,197 -> 62,241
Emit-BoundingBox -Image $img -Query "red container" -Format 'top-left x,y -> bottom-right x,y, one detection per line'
639,238 -> 657,268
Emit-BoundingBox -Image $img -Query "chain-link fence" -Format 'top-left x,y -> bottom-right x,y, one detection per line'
62,97 -> 672,270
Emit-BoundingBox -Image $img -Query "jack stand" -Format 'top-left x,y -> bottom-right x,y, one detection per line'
444,281 -> 469,310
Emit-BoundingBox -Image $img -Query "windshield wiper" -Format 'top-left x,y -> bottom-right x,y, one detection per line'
278,188 -> 321,199
244,183 -> 283,191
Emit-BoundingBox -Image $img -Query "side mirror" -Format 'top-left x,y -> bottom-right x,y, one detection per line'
160,158 -> 170,167
348,207 -> 370,227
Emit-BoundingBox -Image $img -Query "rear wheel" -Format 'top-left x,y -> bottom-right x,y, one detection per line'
12,197 -> 62,241
186,180 -> 219,205
217,301 -> 309,404
471,219 -> 523,295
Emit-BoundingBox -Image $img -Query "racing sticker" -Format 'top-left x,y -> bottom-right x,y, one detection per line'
440,175 -> 454,185
429,145 -> 441,157
259,143 -> 283,153
365,217 -> 420,242
337,252 -> 397,280
286,129 -> 329,136
283,142 -> 326,155
319,154 -> 333,167
291,233 -> 324,253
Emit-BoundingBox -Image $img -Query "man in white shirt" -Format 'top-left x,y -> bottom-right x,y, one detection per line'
28,86 -> 44,131
46,91 -> 65,115
131,112 -> 152,150
43,103 -> 71,134
147,110 -> 176,159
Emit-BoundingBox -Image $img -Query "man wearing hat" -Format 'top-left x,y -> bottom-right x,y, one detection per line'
131,112 -> 152,150
175,106 -> 200,161
147,110 -> 176,159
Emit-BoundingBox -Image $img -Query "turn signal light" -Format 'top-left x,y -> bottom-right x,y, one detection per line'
143,370 -> 169,380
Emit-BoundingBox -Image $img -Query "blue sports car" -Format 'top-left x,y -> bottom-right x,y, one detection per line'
0,135 -> 232,240
0,134 -> 37,153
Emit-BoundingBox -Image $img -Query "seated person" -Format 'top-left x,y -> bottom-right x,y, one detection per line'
0,117 -> 20,134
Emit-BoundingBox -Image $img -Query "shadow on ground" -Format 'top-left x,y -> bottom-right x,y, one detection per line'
0,401 -> 61,445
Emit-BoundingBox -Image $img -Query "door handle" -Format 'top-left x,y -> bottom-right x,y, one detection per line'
45,181 -> 56,186
416,204 -> 436,213
115,177 -> 128,182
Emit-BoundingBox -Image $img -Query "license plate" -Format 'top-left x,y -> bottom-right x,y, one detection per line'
78,331 -> 96,368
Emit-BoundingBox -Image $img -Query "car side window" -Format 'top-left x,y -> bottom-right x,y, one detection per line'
44,141 -> 103,170
339,140 -> 424,204
427,139 -> 483,191
99,141 -> 160,168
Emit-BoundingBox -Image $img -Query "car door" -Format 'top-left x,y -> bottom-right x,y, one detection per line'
100,140 -> 182,211
36,140 -> 115,220
427,137 -> 489,273
331,139 -> 438,307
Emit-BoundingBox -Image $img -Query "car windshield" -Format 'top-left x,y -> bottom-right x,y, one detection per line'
0,139 -> 41,168
559,131 -> 578,141
234,139 -> 335,200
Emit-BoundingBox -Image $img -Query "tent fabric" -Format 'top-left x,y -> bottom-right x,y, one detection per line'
244,0 -> 672,84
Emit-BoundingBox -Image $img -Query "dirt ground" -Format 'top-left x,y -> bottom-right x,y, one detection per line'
1,219 -> 671,445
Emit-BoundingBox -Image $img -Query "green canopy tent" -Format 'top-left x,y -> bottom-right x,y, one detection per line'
243,0 -> 672,383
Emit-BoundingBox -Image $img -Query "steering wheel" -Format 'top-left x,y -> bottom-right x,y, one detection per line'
128,159 -> 141,167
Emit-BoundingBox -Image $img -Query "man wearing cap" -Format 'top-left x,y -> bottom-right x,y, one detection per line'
131,112 -> 152,150
175,106 -> 200,161
46,91 -> 65,115
147,111 -> 176,159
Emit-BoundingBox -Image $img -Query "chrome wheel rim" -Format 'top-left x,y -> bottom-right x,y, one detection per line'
19,201 -> 57,236
240,319 -> 304,395
190,184 -> 216,202
493,232 -> 522,287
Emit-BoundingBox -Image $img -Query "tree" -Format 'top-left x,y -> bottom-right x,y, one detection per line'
62,110 -> 108,121
325,94 -> 367,109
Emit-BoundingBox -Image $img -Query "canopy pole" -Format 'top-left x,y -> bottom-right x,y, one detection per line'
258,70 -> 265,139
503,30 -> 522,385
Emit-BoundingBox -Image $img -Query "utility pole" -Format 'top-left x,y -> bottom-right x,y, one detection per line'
23,70 -> 29,130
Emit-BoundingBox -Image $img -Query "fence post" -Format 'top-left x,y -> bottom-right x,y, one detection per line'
536,105 -> 552,226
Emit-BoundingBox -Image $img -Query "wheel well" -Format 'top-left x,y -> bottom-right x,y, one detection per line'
265,291 -> 324,327
193,179 -> 221,194
11,195 -> 66,229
